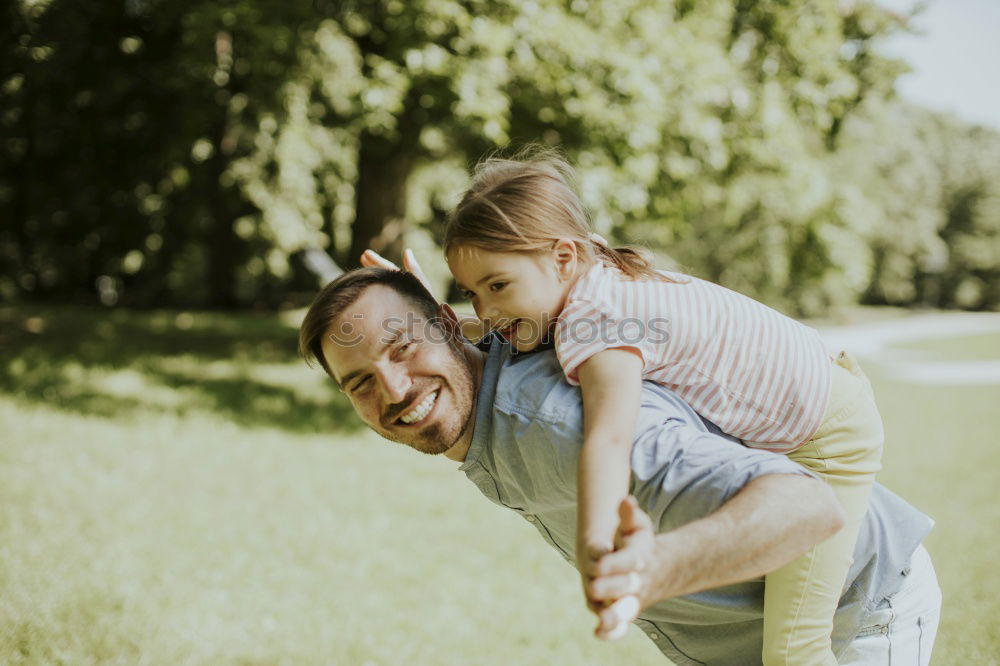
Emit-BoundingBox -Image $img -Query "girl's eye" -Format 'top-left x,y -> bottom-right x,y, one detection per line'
461,289 -> 475,300
489,282 -> 507,293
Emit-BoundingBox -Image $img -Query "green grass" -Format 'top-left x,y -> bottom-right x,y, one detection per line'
864,365 -> 1000,665
0,306 -> 663,665
1,305 -> 998,664
889,331 -> 1000,361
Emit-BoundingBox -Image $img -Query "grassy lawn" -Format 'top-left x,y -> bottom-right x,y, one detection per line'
1,305 -> 998,664
890,331 -> 1000,361
863,366 -> 1000,664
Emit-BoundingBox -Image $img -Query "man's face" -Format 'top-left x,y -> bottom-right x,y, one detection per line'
321,285 -> 477,456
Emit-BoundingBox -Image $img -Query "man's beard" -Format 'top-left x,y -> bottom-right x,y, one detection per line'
382,343 -> 476,456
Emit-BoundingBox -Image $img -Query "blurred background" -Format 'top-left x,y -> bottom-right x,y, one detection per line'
3,0 -> 999,313
2,0 -> 998,664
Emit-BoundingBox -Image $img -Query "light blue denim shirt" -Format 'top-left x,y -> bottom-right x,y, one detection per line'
459,339 -> 933,665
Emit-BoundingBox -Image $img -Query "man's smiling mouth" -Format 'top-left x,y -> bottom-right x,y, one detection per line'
399,390 -> 438,424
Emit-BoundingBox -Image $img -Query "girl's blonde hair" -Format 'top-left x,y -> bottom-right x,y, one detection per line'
444,147 -> 673,283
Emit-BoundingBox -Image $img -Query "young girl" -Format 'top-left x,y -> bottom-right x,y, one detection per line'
440,150 -> 883,665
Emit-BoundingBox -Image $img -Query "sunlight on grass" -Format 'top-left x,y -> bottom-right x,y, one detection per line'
0,397 -> 665,665
889,331 -> 1000,361
867,368 -> 1000,665
1,305 -> 998,664
0,306 -> 664,665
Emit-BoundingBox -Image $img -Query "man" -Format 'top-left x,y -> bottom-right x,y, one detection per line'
299,267 -> 942,665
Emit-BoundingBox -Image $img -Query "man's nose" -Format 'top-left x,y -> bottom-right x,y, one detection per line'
375,364 -> 411,404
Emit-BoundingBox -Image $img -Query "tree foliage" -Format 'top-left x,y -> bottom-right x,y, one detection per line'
2,0 -> 998,312
836,100 -> 1000,310
1,0 -> 322,306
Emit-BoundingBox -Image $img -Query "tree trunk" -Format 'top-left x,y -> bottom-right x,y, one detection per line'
204,30 -> 241,308
205,190 -> 240,308
348,133 -> 416,267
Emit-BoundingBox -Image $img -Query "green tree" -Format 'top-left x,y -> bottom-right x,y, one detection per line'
235,0 -> 906,318
11,0 -> 997,315
837,101 -> 1000,310
1,0 -> 323,306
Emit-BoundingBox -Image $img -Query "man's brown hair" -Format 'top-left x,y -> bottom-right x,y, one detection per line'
298,267 -> 439,378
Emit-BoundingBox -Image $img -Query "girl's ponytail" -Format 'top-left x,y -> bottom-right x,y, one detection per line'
591,239 -> 676,284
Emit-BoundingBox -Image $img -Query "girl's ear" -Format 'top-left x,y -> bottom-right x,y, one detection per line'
552,238 -> 579,281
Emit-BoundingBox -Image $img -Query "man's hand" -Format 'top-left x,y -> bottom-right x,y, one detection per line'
584,496 -> 655,639
586,474 -> 844,641
362,248 -> 493,342
360,248 -> 436,300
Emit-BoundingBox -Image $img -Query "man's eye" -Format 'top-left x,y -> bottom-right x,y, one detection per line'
489,282 -> 507,293
350,377 -> 371,393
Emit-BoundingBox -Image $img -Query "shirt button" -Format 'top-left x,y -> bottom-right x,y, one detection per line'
648,632 -> 659,640
525,515 -> 536,522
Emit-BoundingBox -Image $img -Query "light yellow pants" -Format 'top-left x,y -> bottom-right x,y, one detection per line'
762,352 -> 884,665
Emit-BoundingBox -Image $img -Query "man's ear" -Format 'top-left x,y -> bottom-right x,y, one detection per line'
436,303 -> 465,344
552,238 -> 579,281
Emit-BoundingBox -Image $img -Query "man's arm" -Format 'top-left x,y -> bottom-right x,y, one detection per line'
586,474 -> 845,634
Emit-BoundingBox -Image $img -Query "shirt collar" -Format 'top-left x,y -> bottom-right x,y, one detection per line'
458,334 -> 509,471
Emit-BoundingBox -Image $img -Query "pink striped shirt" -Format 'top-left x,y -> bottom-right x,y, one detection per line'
554,262 -> 832,451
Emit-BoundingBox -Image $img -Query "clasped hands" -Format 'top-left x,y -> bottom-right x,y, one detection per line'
579,495 -> 657,640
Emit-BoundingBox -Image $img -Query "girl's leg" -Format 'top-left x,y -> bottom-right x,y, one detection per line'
762,353 -> 884,665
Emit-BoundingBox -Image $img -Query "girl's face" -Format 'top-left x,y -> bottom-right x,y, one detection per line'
448,243 -> 579,352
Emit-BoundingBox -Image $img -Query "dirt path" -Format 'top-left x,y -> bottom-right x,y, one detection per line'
818,312 -> 1000,385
